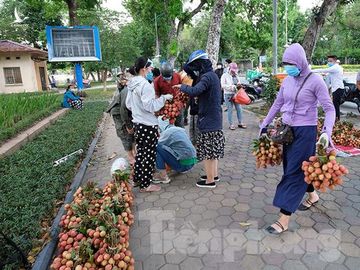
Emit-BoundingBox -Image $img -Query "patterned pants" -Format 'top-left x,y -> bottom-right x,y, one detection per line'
134,123 -> 158,189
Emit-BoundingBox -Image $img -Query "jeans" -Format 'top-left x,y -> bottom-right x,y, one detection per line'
224,93 -> 242,125
332,88 -> 344,120
156,144 -> 194,172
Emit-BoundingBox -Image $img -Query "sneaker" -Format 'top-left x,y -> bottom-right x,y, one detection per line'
196,180 -> 216,188
152,174 -> 171,184
200,175 -> 220,182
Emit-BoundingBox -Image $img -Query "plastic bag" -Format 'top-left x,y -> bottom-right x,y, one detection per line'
110,157 -> 129,175
233,88 -> 251,105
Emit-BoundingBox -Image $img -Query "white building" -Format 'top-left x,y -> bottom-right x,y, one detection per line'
0,40 -> 49,93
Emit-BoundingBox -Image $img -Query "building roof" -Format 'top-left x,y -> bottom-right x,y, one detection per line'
0,40 -> 48,60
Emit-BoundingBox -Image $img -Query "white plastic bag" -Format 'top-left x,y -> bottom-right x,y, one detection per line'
110,157 -> 129,175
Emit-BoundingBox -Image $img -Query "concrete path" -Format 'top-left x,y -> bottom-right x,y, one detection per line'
84,110 -> 360,270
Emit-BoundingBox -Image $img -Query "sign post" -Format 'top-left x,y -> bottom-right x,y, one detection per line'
75,63 -> 83,90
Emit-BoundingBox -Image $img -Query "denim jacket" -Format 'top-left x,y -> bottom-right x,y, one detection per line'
158,127 -> 196,161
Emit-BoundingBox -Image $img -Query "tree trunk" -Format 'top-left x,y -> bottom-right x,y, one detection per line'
90,72 -> 96,82
64,0 -> 79,26
302,0 -> 340,62
206,0 -> 226,68
102,69 -> 108,91
97,70 -> 101,82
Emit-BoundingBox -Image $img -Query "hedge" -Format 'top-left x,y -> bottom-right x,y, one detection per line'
0,101 -> 107,269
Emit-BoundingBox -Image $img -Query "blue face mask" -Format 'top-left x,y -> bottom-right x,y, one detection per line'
327,62 -> 334,67
284,65 -> 301,77
146,71 -> 153,82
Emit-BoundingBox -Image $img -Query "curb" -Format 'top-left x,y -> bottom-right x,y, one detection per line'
32,113 -> 107,270
0,108 -> 69,158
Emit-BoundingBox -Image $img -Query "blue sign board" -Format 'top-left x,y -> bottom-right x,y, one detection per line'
46,25 -> 102,62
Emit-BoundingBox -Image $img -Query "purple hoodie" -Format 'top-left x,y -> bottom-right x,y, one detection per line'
260,43 -> 335,139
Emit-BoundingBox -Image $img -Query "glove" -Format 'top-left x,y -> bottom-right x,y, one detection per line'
317,133 -> 329,149
163,94 -> 173,101
258,128 -> 268,138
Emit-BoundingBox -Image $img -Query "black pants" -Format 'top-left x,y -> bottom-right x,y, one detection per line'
280,184 -> 315,216
332,88 -> 345,120
134,124 -> 158,189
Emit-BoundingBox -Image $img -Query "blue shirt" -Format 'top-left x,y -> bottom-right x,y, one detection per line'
63,90 -> 80,108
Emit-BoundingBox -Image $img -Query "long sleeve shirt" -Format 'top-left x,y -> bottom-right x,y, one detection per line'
221,72 -> 241,94
312,64 -> 344,92
261,43 -> 335,140
126,76 -> 166,126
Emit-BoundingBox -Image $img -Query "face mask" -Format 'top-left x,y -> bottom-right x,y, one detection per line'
146,71 -> 153,82
327,62 -> 334,67
193,70 -> 199,77
284,65 -> 301,77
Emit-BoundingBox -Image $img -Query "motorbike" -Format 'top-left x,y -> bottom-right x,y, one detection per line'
241,83 -> 261,102
341,81 -> 360,113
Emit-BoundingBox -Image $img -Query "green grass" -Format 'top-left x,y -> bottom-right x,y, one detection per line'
82,88 -> 116,101
0,101 -> 107,268
0,92 -> 62,144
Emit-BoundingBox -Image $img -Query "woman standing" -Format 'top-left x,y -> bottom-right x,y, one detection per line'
221,62 -> 246,130
126,57 -> 173,192
173,50 -> 224,188
260,43 -> 335,234
107,71 -> 135,165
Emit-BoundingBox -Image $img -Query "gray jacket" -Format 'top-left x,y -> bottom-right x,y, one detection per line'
107,87 -> 132,129
126,76 -> 167,126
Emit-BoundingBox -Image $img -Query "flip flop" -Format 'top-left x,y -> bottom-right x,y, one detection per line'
238,124 -> 247,129
265,221 -> 288,235
298,199 -> 319,211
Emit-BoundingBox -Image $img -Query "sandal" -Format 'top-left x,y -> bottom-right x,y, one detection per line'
229,125 -> 236,130
265,221 -> 288,235
298,199 -> 319,211
238,124 -> 247,129
152,174 -> 171,184
140,184 -> 161,193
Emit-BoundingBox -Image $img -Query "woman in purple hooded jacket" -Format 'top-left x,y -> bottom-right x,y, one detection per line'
260,43 -> 335,234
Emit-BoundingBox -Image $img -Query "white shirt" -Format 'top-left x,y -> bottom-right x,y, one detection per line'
221,72 -> 241,94
312,64 -> 344,92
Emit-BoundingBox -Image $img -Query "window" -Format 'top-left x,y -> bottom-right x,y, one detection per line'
4,67 -> 22,84
16,56 -> 21,60
6,57 -> 10,60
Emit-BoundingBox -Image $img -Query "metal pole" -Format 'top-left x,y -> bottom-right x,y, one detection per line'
75,63 -> 83,90
273,0 -> 278,74
285,0 -> 288,46
155,13 -> 160,57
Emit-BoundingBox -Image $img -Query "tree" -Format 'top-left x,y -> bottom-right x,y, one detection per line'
302,0 -> 341,61
206,0 -> 226,67
0,0 -> 64,48
124,0 -> 211,64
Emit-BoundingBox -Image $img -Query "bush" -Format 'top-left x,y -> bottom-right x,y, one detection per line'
0,92 -> 62,143
262,76 -> 280,106
0,101 -> 107,269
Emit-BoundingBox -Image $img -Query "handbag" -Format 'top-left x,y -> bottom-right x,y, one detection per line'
233,87 -> 251,105
271,73 -> 313,145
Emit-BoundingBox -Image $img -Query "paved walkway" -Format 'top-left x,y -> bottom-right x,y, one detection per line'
84,110 -> 360,270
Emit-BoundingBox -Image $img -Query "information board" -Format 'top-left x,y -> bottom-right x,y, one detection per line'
46,26 -> 102,62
